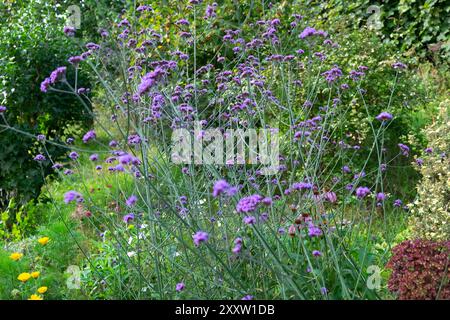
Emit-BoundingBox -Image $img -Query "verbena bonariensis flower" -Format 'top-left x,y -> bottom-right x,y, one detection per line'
193,231 -> 209,246
322,66 -> 343,83
212,179 -> 230,197
64,191 -> 83,204
308,224 -> 322,237
323,191 -> 337,203
212,179 -> 237,197
82,130 -> 96,143
176,282 -> 185,292
49,66 -> 66,83
126,195 -> 138,207
68,55 -> 84,67
137,5 -> 153,12
52,163 -> 63,170
204,3 -> 217,19
69,151 -> 79,160
376,192 -> 386,202
236,195 -> 262,213
398,143 -> 410,156
33,154 -> 46,162
299,26 -> 327,39
243,216 -> 256,225
0,105 -> 6,113
86,42 -> 101,51
292,182 -> 313,191
355,187 -> 370,199
63,26 -> 76,37
376,112 -> 393,121
128,134 -> 142,145
393,199 -> 403,207
312,250 -> 322,257
123,213 -> 135,223
392,62 -> 407,70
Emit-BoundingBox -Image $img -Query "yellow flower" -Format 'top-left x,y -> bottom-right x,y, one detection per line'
9,252 -> 23,261
28,294 -> 43,300
17,272 -> 31,282
37,286 -> 48,294
31,271 -> 40,279
38,237 -> 50,245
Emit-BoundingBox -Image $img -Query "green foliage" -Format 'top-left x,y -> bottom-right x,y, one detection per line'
306,0 -> 450,64
0,0 -> 93,209
0,198 -> 43,241
409,102 -> 450,241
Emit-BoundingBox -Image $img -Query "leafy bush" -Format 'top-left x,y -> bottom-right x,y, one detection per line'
409,102 -> 450,241
0,0 -> 93,209
306,0 -> 450,64
0,199 -> 41,241
386,239 -> 450,300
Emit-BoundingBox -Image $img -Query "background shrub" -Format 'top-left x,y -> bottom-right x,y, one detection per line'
306,0 -> 450,64
409,102 -> 450,241
0,0 -> 93,211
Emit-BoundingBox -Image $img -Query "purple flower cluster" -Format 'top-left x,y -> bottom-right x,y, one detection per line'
40,67 -> 67,92
232,237 -> 242,254
212,179 -> 237,197
236,194 -> 263,213
376,112 -> 393,122
299,27 -> 327,39
398,143 -> 410,156
243,216 -> 256,225
356,187 -> 370,199
82,130 -> 96,143
123,213 -> 135,223
193,231 -> 209,246
176,282 -> 185,292
64,190 -> 83,204
33,154 -> 46,162
126,195 -> 138,207
63,26 -> 76,37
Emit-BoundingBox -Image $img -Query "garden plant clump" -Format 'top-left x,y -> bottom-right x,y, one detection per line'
0,1 -> 448,301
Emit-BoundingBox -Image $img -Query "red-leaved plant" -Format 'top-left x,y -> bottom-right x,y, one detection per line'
386,239 -> 450,300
